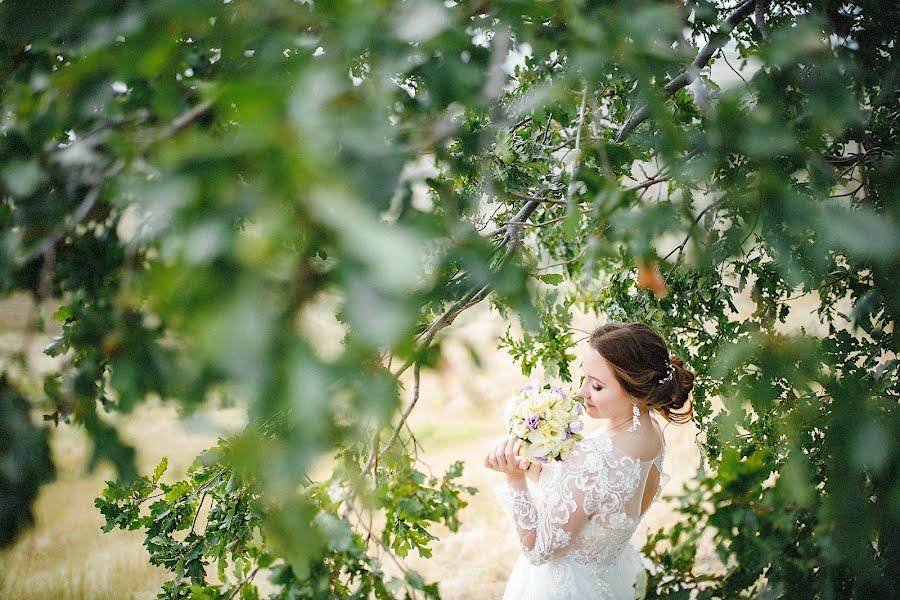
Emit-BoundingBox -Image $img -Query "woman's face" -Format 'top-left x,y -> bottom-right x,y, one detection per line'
576,347 -> 632,420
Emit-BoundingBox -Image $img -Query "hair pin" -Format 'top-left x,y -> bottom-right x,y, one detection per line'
657,361 -> 675,384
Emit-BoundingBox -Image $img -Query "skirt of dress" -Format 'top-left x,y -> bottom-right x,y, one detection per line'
500,541 -> 644,600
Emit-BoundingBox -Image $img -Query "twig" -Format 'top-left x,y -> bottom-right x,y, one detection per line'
350,504 -> 411,577
737,207 -> 762,261
505,214 -> 568,228
394,200 -> 540,380
188,489 -> 209,536
825,148 -> 888,167
783,271 -> 853,302
540,113 -> 553,145
378,362 -> 422,462
225,567 -> 260,600
361,360 -> 418,479
829,181 -> 866,198
511,115 -> 532,131
504,174 -> 671,209
564,84 -> 589,211
719,48 -> 755,102
630,176 -> 672,192
476,202 -> 506,233
674,324 -> 713,336
661,198 -> 725,262
507,190 -> 568,205
534,246 -> 589,271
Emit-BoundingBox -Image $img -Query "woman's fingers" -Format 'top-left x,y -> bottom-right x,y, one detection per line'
485,437 -> 531,473
487,439 -> 505,469
502,436 -> 517,468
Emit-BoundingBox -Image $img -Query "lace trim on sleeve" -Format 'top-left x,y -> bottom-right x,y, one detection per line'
493,484 -> 546,564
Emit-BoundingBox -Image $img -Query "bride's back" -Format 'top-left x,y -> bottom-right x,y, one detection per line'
603,415 -> 667,519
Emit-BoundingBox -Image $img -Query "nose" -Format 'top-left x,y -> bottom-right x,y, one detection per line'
577,379 -> 589,400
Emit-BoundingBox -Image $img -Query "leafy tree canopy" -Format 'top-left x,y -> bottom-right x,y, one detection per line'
1,0 -> 897,598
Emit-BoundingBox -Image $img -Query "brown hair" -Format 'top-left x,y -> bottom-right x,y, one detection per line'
588,322 -> 695,424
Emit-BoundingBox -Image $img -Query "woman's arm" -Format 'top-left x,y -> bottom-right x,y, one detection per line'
490,441 -> 598,566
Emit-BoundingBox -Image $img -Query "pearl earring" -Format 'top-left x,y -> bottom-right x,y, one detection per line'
627,401 -> 640,432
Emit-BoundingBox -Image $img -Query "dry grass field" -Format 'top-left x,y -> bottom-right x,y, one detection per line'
2,279 -> 838,599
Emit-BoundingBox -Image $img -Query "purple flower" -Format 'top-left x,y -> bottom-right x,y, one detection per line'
520,382 -> 533,392
573,402 -> 584,416
535,455 -> 548,464
565,428 -> 574,439
526,413 -> 541,431
551,384 -> 567,399
568,420 -> 584,433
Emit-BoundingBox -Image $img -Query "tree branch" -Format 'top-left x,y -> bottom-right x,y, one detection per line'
18,100 -> 216,267
17,160 -> 125,266
825,148 -> 890,167
613,0 -> 757,144
754,0 -> 771,41
156,101 -> 213,143
396,199 -> 541,379
378,361 -> 421,463
498,174 -> 672,214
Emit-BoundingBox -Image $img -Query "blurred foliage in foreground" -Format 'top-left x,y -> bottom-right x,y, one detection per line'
1,0 -> 898,598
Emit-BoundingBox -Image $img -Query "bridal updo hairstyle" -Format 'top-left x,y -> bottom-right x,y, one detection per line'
589,322 -> 695,424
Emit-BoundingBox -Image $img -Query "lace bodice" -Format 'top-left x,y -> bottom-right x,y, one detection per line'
494,424 -> 670,572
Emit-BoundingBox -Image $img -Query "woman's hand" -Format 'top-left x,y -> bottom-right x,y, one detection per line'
524,459 -> 543,483
484,435 -> 542,481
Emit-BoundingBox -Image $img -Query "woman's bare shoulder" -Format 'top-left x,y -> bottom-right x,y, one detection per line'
604,419 -> 664,462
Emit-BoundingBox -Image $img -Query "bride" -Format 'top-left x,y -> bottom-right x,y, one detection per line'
484,322 -> 695,599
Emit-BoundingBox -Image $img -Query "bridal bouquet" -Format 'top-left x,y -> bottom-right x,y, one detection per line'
504,379 -> 585,463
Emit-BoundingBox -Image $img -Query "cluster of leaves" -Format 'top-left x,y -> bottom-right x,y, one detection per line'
498,287 -> 578,381
96,431 -> 475,599
1,0 -> 898,599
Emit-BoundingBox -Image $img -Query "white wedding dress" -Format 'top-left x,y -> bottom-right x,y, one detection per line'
494,415 -> 670,600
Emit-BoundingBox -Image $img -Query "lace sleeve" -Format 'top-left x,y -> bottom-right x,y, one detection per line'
493,437 -> 642,566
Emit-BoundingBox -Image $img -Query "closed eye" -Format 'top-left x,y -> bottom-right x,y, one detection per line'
592,385 -> 602,391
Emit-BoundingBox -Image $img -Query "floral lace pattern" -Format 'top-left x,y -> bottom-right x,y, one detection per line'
494,430 -> 668,584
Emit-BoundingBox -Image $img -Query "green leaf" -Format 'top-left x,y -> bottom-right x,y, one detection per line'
0,159 -> 47,197
537,273 -> 564,286
562,201 -> 581,240
152,457 -> 168,484
52,305 -> 73,323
